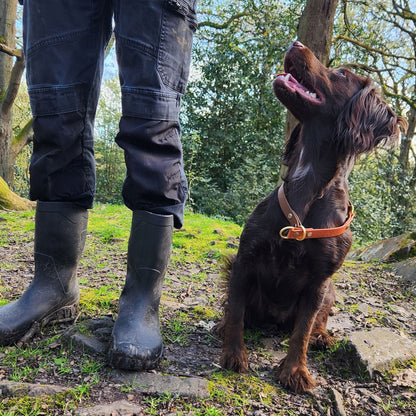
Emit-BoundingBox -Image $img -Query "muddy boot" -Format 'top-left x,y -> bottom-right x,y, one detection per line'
0,202 -> 88,346
109,210 -> 173,370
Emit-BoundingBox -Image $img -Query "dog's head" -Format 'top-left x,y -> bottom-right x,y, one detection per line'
273,41 -> 407,156
273,41 -> 365,122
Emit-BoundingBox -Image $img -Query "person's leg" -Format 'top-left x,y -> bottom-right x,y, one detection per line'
109,0 -> 197,369
0,0 -> 112,346
26,0 -> 112,206
0,202 -> 88,346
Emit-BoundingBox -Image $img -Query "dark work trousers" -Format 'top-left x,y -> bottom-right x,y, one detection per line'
22,0 -> 197,228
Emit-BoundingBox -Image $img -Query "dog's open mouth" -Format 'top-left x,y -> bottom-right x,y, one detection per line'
274,73 -> 323,104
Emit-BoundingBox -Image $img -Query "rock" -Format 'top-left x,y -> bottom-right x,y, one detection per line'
341,328 -> 416,378
62,328 -> 108,354
70,333 -> 107,354
85,316 -> 114,331
392,257 -> 416,282
330,388 -> 347,416
0,381 -> 68,397
356,303 -> 370,316
391,368 -> 416,387
261,338 -> 287,362
75,400 -> 143,416
227,241 -> 239,249
62,317 -> 114,354
110,370 -> 209,399
346,248 -> 363,261
327,313 -> 356,333
347,232 -> 416,262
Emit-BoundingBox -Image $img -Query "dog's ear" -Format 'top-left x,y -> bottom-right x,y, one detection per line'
336,83 -> 408,156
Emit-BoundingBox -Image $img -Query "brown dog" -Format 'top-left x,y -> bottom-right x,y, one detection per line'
218,41 -> 407,393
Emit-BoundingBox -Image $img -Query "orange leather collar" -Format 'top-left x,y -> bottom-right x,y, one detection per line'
277,185 -> 354,240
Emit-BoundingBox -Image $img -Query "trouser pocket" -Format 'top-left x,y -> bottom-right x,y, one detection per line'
157,0 -> 198,94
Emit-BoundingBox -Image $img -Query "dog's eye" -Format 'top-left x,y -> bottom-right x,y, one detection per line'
336,70 -> 346,77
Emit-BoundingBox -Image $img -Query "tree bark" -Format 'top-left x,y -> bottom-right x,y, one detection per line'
399,106 -> 416,170
0,0 -> 34,210
297,0 -> 339,66
0,175 -> 35,210
285,0 -> 339,138
0,0 -> 19,184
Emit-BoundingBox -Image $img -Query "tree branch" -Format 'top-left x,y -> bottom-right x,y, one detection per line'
11,117 -> 33,162
335,35 -> 413,61
1,50 -> 25,116
0,43 -> 22,59
198,11 -> 251,29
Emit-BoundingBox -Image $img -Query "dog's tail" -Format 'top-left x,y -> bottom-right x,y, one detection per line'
220,253 -> 235,286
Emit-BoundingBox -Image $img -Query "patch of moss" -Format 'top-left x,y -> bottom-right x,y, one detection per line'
191,305 -> 217,320
80,285 -> 119,315
208,371 -> 288,412
0,386 -> 81,414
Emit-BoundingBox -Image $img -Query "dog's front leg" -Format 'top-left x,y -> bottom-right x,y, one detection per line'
277,291 -> 321,393
219,264 -> 249,373
309,279 -> 336,349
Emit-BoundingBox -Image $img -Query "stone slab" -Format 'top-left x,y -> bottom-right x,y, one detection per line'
347,232 -> 416,263
392,257 -> 416,282
343,328 -> 416,378
0,381 -> 68,397
327,313 -> 356,332
330,388 -> 347,416
110,370 -> 210,399
75,400 -> 143,416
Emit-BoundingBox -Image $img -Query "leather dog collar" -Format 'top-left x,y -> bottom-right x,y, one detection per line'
277,185 -> 354,241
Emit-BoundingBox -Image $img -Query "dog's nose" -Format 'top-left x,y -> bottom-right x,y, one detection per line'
292,41 -> 304,48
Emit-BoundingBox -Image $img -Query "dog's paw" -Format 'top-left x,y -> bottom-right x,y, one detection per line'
309,331 -> 336,350
220,348 -> 249,373
277,360 -> 316,393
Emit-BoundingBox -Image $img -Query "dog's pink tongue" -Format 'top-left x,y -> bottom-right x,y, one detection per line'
274,73 -> 321,104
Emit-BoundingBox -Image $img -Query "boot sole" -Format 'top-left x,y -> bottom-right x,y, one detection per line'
108,344 -> 163,371
1,302 -> 79,346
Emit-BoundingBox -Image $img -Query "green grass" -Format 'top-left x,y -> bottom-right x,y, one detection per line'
0,210 -> 35,245
79,284 -> 119,315
171,211 -> 241,265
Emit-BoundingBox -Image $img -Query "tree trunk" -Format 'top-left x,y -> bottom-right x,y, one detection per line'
285,0 -> 339,138
0,175 -> 35,210
395,106 -> 416,232
0,0 -> 18,183
0,0 -> 34,210
297,0 -> 339,65
399,106 -> 416,170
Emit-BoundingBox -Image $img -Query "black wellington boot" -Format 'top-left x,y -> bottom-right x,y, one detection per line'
109,210 -> 173,370
0,202 -> 88,346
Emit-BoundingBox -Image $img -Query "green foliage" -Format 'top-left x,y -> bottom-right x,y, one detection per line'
182,0 -> 303,223
12,81 -> 32,198
332,0 -> 416,244
94,78 -> 125,204
349,151 -> 416,245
